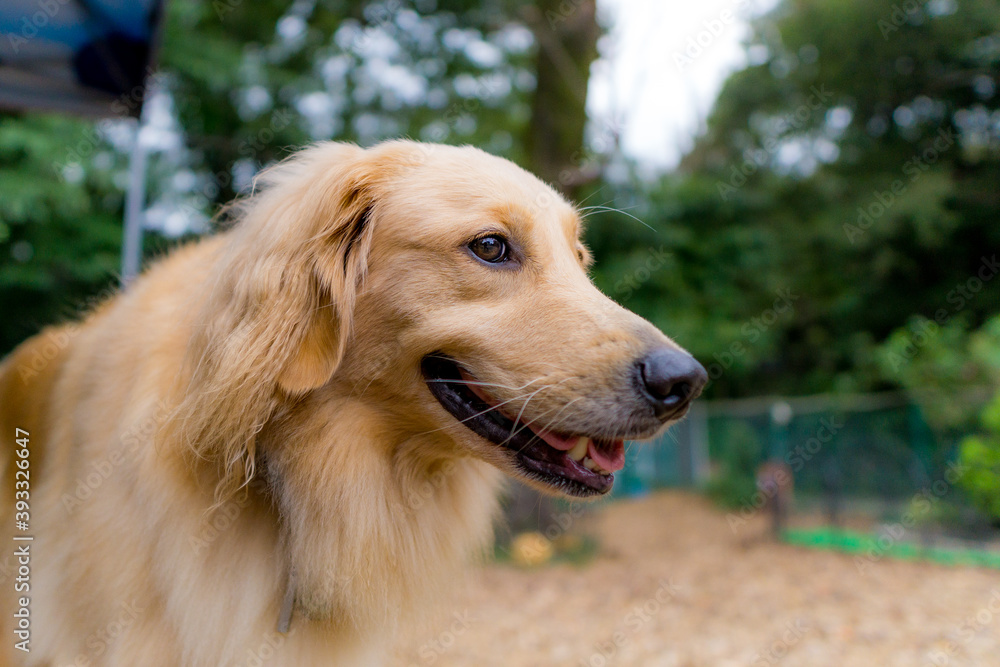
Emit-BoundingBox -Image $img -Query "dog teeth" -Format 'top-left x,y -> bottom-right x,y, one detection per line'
582,456 -> 610,476
568,436 -> 589,461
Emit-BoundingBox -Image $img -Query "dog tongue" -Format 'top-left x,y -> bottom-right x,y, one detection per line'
536,430 -> 627,473
534,429 -> 578,451
588,438 -> 625,472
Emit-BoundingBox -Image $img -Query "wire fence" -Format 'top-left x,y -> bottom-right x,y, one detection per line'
616,391 -> 1000,556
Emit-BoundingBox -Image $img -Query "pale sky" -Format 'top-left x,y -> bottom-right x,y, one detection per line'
590,0 -> 778,169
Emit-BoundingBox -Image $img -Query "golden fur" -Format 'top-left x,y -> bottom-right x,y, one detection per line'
0,141 -> 693,665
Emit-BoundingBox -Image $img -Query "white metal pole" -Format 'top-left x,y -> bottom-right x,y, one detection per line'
689,401 -> 710,486
121,107 -> 150,286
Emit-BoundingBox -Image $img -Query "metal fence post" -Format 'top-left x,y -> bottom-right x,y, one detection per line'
121,106 -> 151,286
688,401 -> 710,486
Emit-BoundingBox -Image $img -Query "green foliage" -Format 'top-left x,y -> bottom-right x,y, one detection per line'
0,115 -> 124,350
872,313 -> 1000,519
874,314 -> 1000,431
704,420 -> 763,508
957,393 -> 1000,521
643,0 -> 1000,397
160,0 -> 540,208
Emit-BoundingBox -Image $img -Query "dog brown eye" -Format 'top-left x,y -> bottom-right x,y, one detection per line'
469,236 -> 507,263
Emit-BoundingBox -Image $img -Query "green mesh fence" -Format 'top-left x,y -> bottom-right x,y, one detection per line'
616,394 -> 952,497
706,402 -> 948,499
614,392 -> 999,551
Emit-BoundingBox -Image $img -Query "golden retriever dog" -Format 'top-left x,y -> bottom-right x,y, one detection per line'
0,140 -> 706,666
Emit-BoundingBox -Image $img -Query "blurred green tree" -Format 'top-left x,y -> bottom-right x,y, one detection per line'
958,394 -> 1000,522
871,313 -> 1000,515
0,115 -> 125,350
589,0 -> 1000,399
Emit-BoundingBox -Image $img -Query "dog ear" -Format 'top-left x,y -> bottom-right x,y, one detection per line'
276,301 -> 340,394
172,142 -> 386,499
276,187 -> 376,394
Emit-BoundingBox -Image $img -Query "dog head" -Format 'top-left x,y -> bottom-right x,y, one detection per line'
189,140 -> 706,500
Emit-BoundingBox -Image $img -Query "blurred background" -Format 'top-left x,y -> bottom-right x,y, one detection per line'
1,0 -> 999,664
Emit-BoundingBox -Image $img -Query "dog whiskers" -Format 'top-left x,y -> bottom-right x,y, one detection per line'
504,397 -> 583,456
578,204 -> 655,232
500,393 -> 581,455
413,388 -> 554,437
505,382 -> 557,433
425,377 -> 546,393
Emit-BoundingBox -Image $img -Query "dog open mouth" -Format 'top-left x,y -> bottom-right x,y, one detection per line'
421,356 -> 625,497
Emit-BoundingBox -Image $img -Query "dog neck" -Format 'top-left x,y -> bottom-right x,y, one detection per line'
258,397 -> 503,637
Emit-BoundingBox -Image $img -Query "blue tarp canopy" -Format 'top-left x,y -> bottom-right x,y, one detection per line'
0,0 -> 163,118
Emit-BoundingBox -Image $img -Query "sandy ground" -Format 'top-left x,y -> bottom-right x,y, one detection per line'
395,491 -> 1000,667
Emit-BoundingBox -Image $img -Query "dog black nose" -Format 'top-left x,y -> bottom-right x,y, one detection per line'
637,348 -> 708,420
